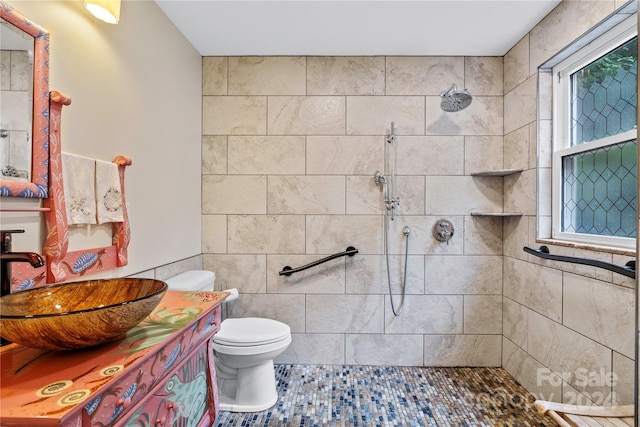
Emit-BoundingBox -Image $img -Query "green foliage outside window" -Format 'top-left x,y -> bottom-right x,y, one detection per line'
576,37 -> 637,90
564,36 -> 637,239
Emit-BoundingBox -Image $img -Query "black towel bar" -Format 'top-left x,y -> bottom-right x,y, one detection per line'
279,246 -> 359,277
523,245 -> 636,279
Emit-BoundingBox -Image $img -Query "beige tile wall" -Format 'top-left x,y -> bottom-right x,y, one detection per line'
202,55 -> 505,367
502,0 -> 636,406
200,3 -> 637,405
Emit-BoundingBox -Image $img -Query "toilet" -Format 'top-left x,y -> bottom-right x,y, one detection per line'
164,270 -> 291,413
164,269 -> 215,291
213,317 -> 291,412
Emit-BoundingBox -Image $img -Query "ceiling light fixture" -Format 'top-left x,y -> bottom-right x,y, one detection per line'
84,0 -> 120,24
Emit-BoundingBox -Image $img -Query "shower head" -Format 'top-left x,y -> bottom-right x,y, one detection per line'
440,84 -> 473,112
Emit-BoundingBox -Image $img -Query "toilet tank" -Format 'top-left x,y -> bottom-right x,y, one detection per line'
164,270 -> 215,292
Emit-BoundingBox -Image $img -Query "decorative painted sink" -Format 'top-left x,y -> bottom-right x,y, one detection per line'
0,278 -> 167,350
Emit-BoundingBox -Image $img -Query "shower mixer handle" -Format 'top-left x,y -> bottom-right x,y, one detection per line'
386,197 -> 400,210
433,219 -> 454,245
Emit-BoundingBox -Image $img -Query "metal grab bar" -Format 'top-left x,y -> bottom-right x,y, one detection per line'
523,246 -> 636,279
279,246 -> 359,276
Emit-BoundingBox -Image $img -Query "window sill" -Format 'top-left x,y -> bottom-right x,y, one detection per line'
536,238 -> 636,257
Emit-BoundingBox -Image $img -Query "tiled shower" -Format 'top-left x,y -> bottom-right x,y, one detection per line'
201,53 -> 505,367
200,0 -> 637,406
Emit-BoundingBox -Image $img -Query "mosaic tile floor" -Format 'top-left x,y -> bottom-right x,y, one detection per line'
213,365 -> 556,426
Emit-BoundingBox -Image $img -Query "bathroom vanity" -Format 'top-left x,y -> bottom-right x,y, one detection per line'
0,290 -> 228,427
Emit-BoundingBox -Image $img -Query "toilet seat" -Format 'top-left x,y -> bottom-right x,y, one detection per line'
214,317 -> 290,347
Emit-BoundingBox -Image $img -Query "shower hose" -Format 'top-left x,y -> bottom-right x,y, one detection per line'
384,207 -> 409,316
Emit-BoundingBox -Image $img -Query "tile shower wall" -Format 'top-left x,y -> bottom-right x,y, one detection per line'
202,56 -> 505,366
501,0 -> 636,406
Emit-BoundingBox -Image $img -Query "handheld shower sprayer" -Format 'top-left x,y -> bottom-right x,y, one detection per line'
380,122 -> 400,219
386,122 -> 397,144
376,122 -> 409,317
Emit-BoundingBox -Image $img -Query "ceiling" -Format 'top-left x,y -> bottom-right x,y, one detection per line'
154,0 -> 562,57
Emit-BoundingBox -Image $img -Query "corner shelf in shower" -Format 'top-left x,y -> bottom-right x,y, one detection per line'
469,168 -> 523,217
470,211 -> 523,217
470,168 -> 523,177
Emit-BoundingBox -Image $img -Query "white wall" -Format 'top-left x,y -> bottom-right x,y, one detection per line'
0,0 -> 202,277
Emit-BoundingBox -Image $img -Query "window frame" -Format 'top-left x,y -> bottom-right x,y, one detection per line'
551,13 -> 637,251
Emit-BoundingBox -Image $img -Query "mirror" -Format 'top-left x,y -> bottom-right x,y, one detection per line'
1,17 -> 33,183
0,2 -> 49,198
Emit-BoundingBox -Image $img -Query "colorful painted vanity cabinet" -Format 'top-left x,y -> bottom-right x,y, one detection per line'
0,290 -> 228,427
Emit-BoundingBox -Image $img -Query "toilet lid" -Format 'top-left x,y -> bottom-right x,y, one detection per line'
214,317 -> 291,346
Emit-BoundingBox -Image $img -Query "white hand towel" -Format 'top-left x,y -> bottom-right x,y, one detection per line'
62,153 -> 97,225
96,159 -> 124,223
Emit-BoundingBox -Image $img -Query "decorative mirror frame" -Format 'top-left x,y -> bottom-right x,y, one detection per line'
0,1 -> 49,198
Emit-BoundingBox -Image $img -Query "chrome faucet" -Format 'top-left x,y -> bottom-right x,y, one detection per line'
1,230 -> 45,297
0,230 -> 44,346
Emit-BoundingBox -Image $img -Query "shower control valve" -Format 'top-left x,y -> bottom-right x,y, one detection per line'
386,197 -> 400,210
433,219 -> 454,245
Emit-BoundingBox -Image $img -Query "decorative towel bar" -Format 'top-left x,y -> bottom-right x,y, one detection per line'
523,245 -> 636,279
279,246 -> 359,276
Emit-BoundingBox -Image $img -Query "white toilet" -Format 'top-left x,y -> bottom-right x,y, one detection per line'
213,317 -> 291,412
164,270 -> 291,413
164,269 -> 216,292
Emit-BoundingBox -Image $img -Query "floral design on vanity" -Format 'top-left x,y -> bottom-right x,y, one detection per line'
0,291 -> 229,427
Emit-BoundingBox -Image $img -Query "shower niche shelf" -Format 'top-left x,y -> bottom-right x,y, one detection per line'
469,168 -> 523,217
470,168 -> 523,177
470,211 -> 523,217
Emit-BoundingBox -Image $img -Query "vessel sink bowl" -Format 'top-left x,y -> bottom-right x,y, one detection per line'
0,278 -> 167,350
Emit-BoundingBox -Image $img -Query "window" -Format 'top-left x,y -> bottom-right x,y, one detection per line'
552,15 -> 637,250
